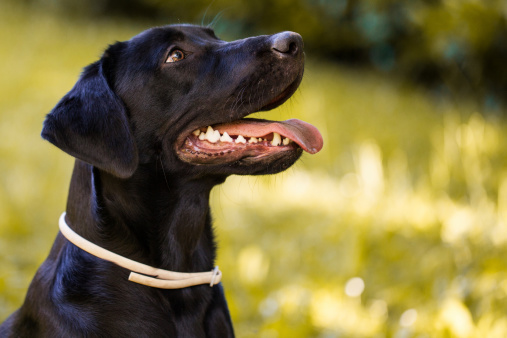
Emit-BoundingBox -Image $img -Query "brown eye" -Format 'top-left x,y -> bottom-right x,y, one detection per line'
166,49 -> 185,63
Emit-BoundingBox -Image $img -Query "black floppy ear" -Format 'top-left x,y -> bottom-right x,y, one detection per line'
41,53 -> 138,178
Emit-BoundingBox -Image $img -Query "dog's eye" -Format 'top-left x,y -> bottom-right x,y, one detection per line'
166,50 -> 185,63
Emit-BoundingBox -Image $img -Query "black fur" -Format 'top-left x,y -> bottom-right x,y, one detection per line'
0,25 -> 305,337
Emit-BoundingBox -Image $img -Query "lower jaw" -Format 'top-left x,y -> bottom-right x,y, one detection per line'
176,137 -> 301,166
177,148 -> 303,177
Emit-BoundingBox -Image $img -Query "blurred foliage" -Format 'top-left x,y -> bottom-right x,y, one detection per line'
13,0 -> 507,109
2,1 -> 507,337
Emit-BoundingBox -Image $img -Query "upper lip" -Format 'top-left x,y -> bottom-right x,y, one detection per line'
258,74 -> 302,112
175,69 -> 303,149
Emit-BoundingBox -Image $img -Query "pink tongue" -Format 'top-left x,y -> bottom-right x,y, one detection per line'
214,118 -> 323,154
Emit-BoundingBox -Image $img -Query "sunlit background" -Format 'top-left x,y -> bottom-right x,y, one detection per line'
2,0 -> 507,337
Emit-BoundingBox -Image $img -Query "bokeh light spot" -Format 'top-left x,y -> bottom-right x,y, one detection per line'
345,277 -> 365,298
399,309 -> 417,327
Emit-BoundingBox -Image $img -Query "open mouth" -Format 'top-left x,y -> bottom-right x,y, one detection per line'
176,118 -> 323,165
176,75 -> 323,166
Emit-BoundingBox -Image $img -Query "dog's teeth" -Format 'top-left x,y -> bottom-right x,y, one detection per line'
248,137 -> 258,144
213,130 -> 221,142
192,129 -> 200,136
199,132 -> 206,140
205,126 -> 214,138
220,132 -> 233,143
283,137 -> 290,145
207,130 -> 221,143
204,126 -> 219,143
271,132 -> 281,146
235,135 -> 246,144
258,138 -> 263,142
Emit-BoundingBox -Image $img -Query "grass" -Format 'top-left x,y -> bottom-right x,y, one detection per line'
212,65 -> 507,337
1,2 -> 507,337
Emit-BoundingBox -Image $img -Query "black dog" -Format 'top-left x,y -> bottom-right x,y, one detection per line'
0,25 -> 322,337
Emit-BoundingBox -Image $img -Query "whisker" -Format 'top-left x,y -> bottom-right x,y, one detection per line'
201,1 -> 215,26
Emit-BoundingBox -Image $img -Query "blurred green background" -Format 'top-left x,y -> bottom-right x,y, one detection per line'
1,0 -> 507,337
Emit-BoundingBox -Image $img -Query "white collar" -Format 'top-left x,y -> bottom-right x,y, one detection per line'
58,212 -> 221,289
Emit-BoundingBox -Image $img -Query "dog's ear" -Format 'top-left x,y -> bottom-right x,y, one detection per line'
41,52 -> 138,179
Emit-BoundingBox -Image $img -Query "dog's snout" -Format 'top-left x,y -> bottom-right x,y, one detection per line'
271,31 -> 303,57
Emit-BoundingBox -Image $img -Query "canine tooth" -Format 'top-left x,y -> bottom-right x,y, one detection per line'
192,129 -> 200,136
220,131 -> 233,143
248,137 -> 258,143
283,137 -> 290,145
271,132 -> 281,146
204,126 -> 219,143
199,132 -> 206,140
205,126 -> 214,138
235,135 -> 246,144
207,130 -> 220,143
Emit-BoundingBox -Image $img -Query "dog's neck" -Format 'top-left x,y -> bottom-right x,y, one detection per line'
64,159 -> 225,273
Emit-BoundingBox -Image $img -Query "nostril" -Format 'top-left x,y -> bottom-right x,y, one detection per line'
271,32 -> 302,56
287,42 -> 298,55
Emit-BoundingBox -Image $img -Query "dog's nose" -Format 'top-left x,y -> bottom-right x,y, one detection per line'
271,31 -> 303,57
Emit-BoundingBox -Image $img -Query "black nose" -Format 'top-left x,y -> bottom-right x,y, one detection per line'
271,31 -> 303,56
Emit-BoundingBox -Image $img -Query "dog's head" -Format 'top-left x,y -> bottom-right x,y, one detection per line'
42,25 -> 323,179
